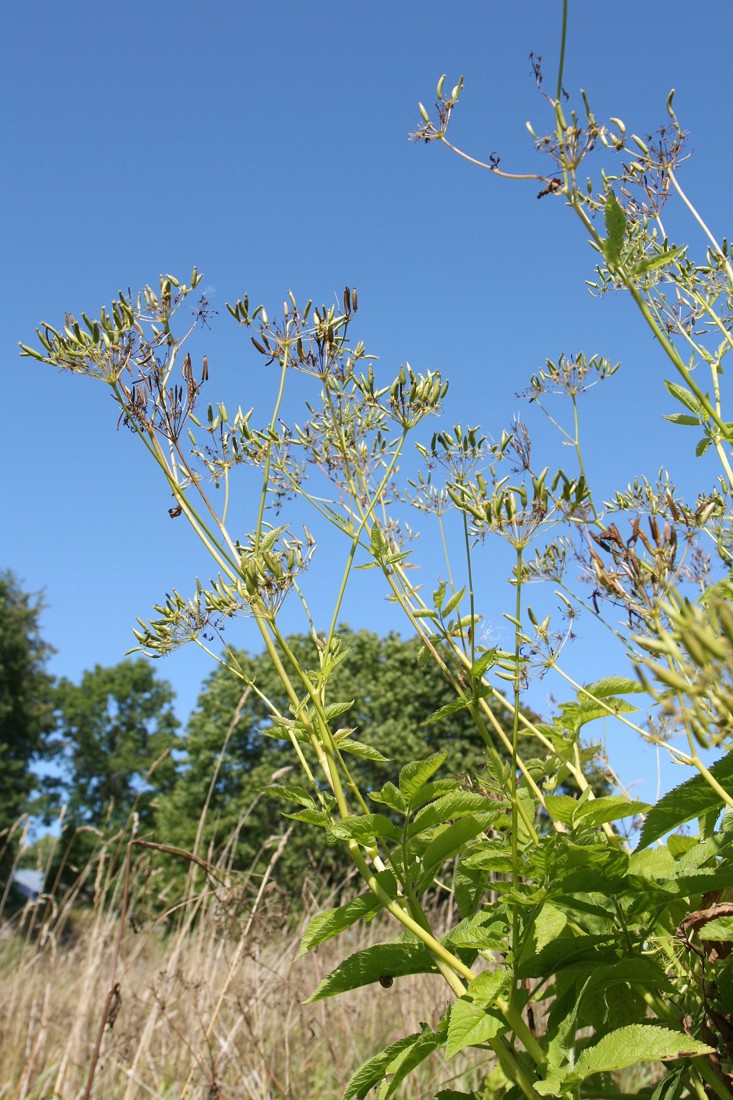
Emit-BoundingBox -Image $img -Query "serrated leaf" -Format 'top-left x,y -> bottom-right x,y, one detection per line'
696,436 -> 712,457
446,997 -> 504,1057
516,934 -> 617,980
664,379 -> 701,413
260,784 -> 315,808
699,915 -> 733,940
518,903 -> 567,963
470,649 -> 499,680
633,245 -> 686,275
369,781 -> 407,814
638,750 -> 733,848
338,738 -> 390,763
442,914 -> 508,952
399,752 -> 447,804
423,695 -> 473,725
583,677 -> 645,698
410,792 -> 502,834
299,878 -> 394,954
569,1025 -> 714,1083
544,795 -> 577,826
460,839 -> 513,874
574,797 -> 650,829
330,813 -> 401,843
306,942 -> 436,1001
603,189 -> 626,267
343,1033 -> 422,1100
664,413 -> 700,426
322,699 -> 355,721
433,581 -> 447,611
378,1020 -> 447,1099
284,807 -> 330,826
419,815 -> 494,885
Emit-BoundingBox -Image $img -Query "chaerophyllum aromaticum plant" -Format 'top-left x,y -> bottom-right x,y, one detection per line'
22,5 -> 733,1098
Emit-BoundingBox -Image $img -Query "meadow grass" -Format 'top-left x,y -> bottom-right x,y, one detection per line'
1,825 -> 489,1100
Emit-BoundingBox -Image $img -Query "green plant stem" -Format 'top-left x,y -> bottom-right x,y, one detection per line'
555,0 -> 568,104
510,547 -> 523,988
667,167 -> 733,287
325,430 -> 408,647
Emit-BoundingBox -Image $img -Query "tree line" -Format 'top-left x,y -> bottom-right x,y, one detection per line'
3,567 -> 562,905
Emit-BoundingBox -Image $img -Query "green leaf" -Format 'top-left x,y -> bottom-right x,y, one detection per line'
569,1025 -> 714,1084
573,797 -> 650,829
632,245 -> 686,275
410,791 -> 502,834
399,752 -> 447,805
696,436 -> 712,457
370,781 -> 407,814
470,649 -> 499,679
378,1020 -> 447,1099
343,1033 -> 423,1100
583,677 -> 644,698
442,914 -> 508,951
446,997 -> 505,1057
664,413 -> 700,426
419,815 -> 494,883
664,379 -> 701,414
337,737 -> 390,763
516,934 -> 617,980
299,878 -> 395,954
460,839 -> 513,874
306,942 -> 436,1001
699,915 -> 733,940
284,807 -> 330,826
260,784 -> 316,809
638,750 -> 733,848
603,189 -> 626,267
423,695 -> 473,725
544,795 -> 577,826
329,813 -> 401,843
322,699 -> 355,721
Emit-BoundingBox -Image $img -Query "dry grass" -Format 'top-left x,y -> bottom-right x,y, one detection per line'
1,831 -> 489,1100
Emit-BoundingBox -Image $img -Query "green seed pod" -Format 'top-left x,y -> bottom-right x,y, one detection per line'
645,660 -> 690,694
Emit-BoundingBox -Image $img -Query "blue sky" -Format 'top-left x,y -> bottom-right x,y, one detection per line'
4,0 -> 732,801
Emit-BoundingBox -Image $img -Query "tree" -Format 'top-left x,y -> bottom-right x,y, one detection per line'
0,570 -> 55,886
51,660 -> 180,871
157,627 -> 550,892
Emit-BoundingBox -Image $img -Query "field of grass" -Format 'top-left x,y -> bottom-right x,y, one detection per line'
1,834 -> 489,1099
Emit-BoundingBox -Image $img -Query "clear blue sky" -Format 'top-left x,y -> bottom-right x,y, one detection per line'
4,0 -> 731,801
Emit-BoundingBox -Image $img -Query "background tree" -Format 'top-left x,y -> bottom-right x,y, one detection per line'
0,570 -> 55,888
156,626 -> 555,896
51,659 -> 180,876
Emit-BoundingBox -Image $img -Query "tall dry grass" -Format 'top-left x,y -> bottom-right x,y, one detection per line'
1,822 -> 490,1100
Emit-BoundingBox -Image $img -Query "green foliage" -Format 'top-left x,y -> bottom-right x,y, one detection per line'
50,659 -> 179,874
156,628 -> 532,892
0,570 -> 55,886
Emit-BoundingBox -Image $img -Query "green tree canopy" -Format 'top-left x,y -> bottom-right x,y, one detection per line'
51,660 -> 180,860
156,627 -> 543,892
0,570 -> 55,885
